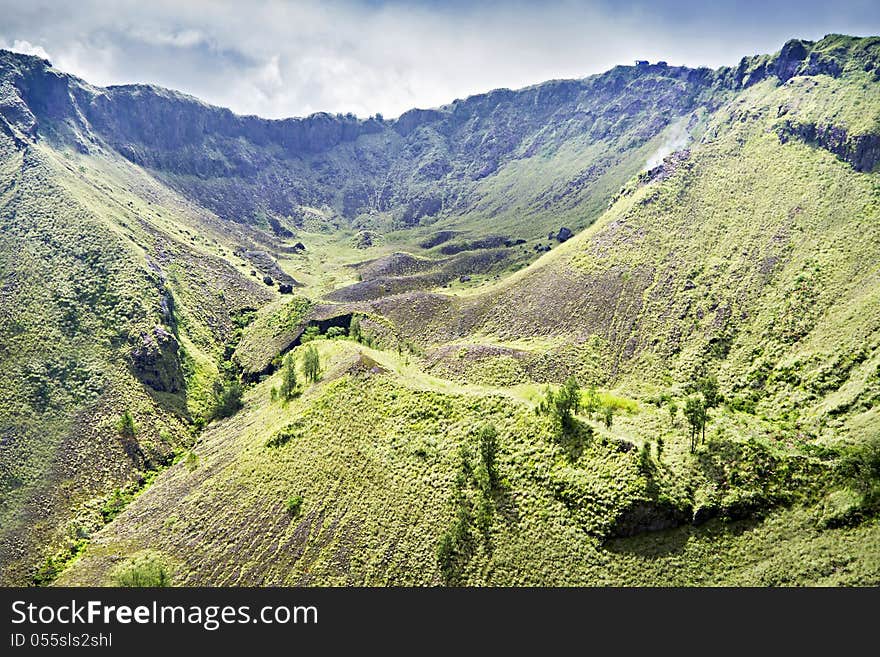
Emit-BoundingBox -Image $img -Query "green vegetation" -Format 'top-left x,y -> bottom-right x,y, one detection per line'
349,315 -> 363,342
111,551 -> 171,587
115,411 -> 138,439
208,378 -> 243,420
279,353 -> 298,401
537,377 -> 581,430
477,423 -> 499,492
285,495 -> 303,517
4,36 -> 880,587
302,345 -> 321,383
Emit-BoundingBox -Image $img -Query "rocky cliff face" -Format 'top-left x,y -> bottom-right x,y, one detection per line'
8,37 -> 876,232
0,48 -> 712,228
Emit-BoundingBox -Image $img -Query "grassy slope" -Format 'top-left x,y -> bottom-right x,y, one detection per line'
6,36 -> 880,586
0,134 -> 271,584
58,41 -> 880,587
57,339 -> 880,585
380,72 -> 880,444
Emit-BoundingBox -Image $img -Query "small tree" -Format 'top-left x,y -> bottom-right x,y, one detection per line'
210,379 -> 243,419
116,410 -> 137,439
302,345 -> 321,383
280,352 -> 297,400
668,401 -> 678,425
478,423 -> 499,491
349,315 -> 362,342
695,374 -> 719,446
552,377 -> 581,429
639,441 -> 652,473
602,405 -> 614,429
698,375 -> 720,411
656,436 -> 664,460
584,385 -> 600,419
684,396 -> 705,453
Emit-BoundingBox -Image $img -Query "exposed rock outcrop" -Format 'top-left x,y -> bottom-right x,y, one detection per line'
130,326 -> 184,394
778,121 -> 880,172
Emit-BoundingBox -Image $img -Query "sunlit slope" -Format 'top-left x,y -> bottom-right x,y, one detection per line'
379,68 -> 880,443
0,132 -> 271,584
57,340 -> 880,586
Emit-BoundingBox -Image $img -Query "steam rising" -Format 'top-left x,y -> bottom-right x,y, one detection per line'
646,117 -> 691,169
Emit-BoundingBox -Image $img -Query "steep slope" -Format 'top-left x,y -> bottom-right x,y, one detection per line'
0,84 -> 275,583
372,35 -> 880,441
3,35 -> 880,586
55,35 -> 880,586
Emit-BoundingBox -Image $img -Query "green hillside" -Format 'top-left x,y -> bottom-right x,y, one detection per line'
2,35 -> 880,586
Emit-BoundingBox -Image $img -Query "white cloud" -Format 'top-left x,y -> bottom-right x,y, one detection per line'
0,1 -> 878,119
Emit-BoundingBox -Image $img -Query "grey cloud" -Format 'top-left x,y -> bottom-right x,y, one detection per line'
0,0 -> 878,119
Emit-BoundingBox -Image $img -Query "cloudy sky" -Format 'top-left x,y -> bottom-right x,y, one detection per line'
2,0 -> 879,119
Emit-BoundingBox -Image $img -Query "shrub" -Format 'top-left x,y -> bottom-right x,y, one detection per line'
325,326 -> 346,339
111,552 -> 171,587
300,326 -> 321,343
818,488 -> 864,528
115,410 -> 137,439
286,494 -> 303,517
209,379 -> 243,419
101,488 -> 129,522
266,422 -> 302,448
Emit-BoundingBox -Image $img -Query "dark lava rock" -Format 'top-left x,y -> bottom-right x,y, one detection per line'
278,283 -> 293,294
263,275 -> 274,286
130,326 -> 184,393
556,227 -> 574,242
459,275 -> 471,283
774,39 -> 810,82
292,242 -> 306,252
611,437 -> 635,453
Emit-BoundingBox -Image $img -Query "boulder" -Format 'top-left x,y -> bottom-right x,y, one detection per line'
556,227 -> 574,242
130,326 -> 184,393
278,283 -> 293,294
263,275 -> 274,286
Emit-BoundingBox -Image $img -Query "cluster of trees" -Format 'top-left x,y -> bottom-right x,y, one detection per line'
682,375 -> 720,453
437,423 -> 500,584
537,377 -> 614,431
271,346 -> 322,402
